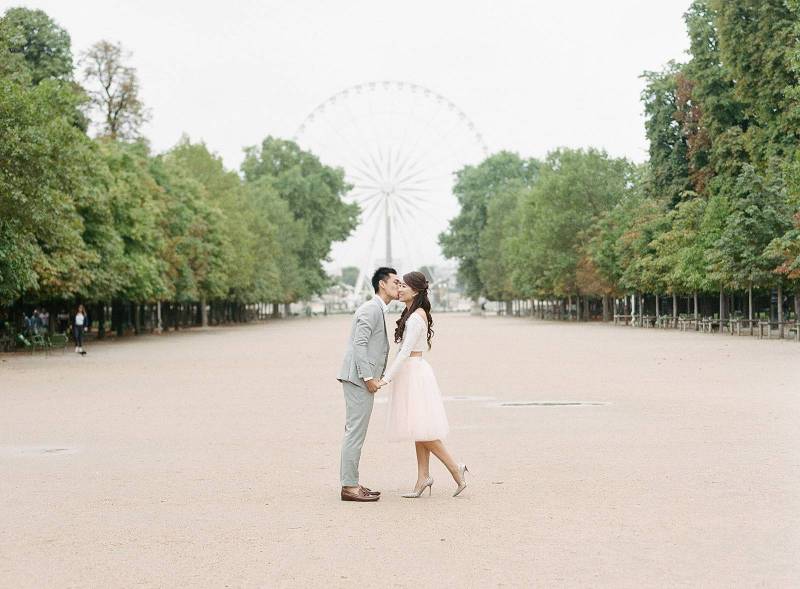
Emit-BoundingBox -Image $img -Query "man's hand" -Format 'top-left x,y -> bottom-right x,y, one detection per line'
365,379 -> 380,394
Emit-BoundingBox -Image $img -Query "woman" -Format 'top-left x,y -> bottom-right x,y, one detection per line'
72,304 -> 88,355
379,271 -> 468,498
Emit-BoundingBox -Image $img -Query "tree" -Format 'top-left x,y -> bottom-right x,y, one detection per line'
241,137 -> 359,298
0,79 -> 95,304
340,266 -> 359,288
80,40 -> 149,140
0,7 -> 72,84
439,151 -> 539,300
712,0 -> 800,166
513,149 -> 632,304
641,65 -> 691,206
478,183 -> 526,303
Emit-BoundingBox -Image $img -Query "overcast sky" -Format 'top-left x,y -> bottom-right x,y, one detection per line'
9,0 -> 693,271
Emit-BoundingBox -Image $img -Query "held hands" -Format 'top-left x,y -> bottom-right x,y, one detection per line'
365,379 -> 389,394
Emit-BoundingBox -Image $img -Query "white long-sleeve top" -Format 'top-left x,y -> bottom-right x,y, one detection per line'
383,312 -> 428,383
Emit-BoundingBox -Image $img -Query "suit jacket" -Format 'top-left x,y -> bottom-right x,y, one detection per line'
337,297 -> 390,388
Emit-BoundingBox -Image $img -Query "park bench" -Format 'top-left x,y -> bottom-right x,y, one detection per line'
16,334 -> 34,354
678,317 -> 699,331
613,314 -> 632,326
639,315 -> 656,328
700,318 -> 726,333
758,321 -> 799,340
31,334 -> 50,355
758,320 -> 781,339
729,318 -> 758,336
656,315 -> 679,329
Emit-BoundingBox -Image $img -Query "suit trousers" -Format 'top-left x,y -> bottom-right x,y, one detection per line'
340,380 -> 375,486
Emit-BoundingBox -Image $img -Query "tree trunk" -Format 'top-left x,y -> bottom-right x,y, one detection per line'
777,283 -> 784,323
567,295 -> 573,320
693,292 -> 699,320
672,293 -> 677,321
156,301 -> 163,333
505,300 -> 513,316
201,296 -> 208,327
795,289 -> 800,322
719,290 -> 725,321
284,302 -> 291,318
602,294 -> 610,322
97,303 -> 106,339
655,294 -> 660,318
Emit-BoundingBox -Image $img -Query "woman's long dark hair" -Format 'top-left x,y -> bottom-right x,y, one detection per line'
394,271 -> 434,349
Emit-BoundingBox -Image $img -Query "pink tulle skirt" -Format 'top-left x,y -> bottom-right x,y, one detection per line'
386,357 -> 449,442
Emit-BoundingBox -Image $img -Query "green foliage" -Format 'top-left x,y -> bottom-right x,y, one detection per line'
439,152 -> 539,299
512,149 -> 633,297
242,137 -> 359,298
0,8 -> 73,84
709,165 -> 792,289
478,183 -> 525,301
0,79 -> 94,304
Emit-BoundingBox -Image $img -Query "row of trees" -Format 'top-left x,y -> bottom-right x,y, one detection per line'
1,8 -> 358,332
441,0 -> 800,323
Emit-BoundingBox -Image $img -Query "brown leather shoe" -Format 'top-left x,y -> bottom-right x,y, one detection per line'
341,486 -> 380,502
360,485 -> 381,496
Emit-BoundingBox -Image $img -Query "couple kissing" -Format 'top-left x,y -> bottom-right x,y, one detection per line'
337,267 -> 468,502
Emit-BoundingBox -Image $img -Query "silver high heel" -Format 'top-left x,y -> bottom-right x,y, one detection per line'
401,476 -> 433,498
452,464 -> 469,497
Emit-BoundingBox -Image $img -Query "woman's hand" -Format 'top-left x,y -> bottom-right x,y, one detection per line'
378,379 -> 388,388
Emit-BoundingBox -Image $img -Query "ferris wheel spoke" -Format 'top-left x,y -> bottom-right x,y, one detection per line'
394,192 -> 448,214
391,148 -> 418,181
340,96 -> 386,163
349,183 -> 383,193
393,131 -> 466,185
392,207 -> 429,270
359,199 -> 385,230
398,96 -> 448,169
398,194 -> 449,213
350,164 -> 384,187
352,189 -> 384,206
316,112 -> 384,177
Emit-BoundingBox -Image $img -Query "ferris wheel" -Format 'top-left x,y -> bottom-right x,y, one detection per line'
293,80 -> 489,296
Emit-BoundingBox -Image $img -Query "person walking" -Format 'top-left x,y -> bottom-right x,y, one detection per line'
72,305 -> 88,355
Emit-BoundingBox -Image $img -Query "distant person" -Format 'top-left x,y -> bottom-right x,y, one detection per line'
39,309 -> 50,333
57,309 -> 69,333
377,271 -> 469,498
72,305 -> 88,355
31,309 -> 42,335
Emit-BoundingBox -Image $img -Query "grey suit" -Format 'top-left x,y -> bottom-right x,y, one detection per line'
337,297 -> 390,486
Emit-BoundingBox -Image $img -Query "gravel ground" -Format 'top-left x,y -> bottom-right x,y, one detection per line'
1,313 -> 798,588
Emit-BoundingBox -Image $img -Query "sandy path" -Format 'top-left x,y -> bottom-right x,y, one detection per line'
1,314 -> 798,587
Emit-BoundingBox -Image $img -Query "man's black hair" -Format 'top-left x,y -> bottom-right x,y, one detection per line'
371,267 -> 398,293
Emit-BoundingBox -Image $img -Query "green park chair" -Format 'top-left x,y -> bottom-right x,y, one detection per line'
16,334 -> 33,354
48,333 -> 68,354
31,334 -> 50,355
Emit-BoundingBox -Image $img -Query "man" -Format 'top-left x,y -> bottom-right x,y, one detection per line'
337,267 -> 399,502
